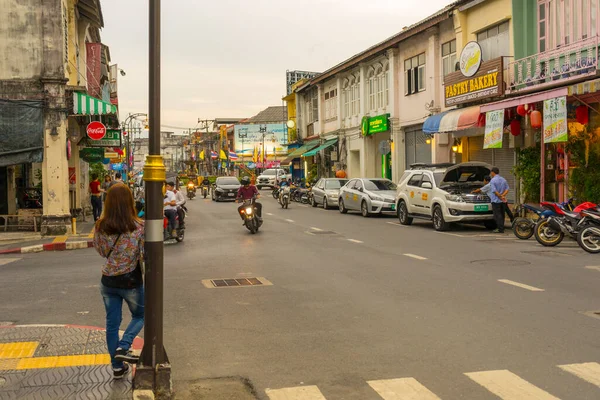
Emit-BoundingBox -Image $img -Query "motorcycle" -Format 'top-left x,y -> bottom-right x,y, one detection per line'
279,186 -> 290,209
272,187 -> 280,199
187,183 -> 196,199
512,199 -> 574,240
201,184 -> 209,199
534,201 -> 598,247
576,209 -> 600,253
239,196 -> 262,234
164,211 -> 185,242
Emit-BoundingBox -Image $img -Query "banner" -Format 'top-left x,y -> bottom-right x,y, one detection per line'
483,110 -> 504,149
86,43 -> 102,98
234,124 -> 288,154
87,129 -> 121,148
543,96 -> 568,143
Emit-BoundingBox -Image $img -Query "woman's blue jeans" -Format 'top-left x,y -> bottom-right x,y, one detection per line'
100,284 -> 144,369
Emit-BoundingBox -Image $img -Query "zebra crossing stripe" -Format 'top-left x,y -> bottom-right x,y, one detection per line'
465,370 -> 559,399
265,385 -> 326,399
559,362 -> 600,388
367,378 -> 441,399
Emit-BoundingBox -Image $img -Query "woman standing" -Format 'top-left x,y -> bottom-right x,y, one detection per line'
93,183 -> 144,379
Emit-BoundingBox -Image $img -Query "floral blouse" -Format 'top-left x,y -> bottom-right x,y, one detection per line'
93,221 -> 144,276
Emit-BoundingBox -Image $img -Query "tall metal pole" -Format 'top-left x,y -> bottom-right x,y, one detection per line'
135,0 -> 171,397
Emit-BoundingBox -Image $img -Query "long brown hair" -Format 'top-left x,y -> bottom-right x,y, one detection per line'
96,183 -> 141,234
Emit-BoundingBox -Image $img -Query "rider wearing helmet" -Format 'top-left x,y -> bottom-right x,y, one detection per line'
236,176 -> 262,220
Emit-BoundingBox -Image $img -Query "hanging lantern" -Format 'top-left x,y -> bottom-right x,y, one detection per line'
477,113 -> 486,127
516,104 -> 527,117
530,110 -> 542,129
576,105 -> 589,125
510,119 -> 521,136
335,170 -> 347,178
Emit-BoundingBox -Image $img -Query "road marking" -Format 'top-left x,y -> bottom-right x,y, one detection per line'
266,213 -> 274,216
285,219 -> 295,223
0,342 -> 39,359
403,253 -> 428,260
367,378 -> 441,399
310,227 -> 323,231
465,369 -> 559,399
559,362 -> 600,388
0,258 -> 21,266
585,266 -> 600,272
52,235 -> 68,244
265,385 -> 326,400
347,239 -> 363,244
497,279 -> 545,292
435,231 -> 468,237
386,222 -> 406,227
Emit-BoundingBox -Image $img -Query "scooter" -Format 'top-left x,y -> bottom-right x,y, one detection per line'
534,201 -> 598,247
187,182 -> 196,199
238,196 -> 262,234
201,185 -> 209,199
279,186 -> 290,209
164,212 -> 185,242
272,187 -> 280,199
576,209 -> 600,253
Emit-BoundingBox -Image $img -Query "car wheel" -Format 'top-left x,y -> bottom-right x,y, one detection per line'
361,200 -> 371,218
323,198 -> 328,210
311,195 -> 317,207
339,199 -> 348,214
398,201 -> 413,225
432,205 -> 450,231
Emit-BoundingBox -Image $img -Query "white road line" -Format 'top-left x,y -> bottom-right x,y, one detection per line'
585,266 -> 600,272
265,385 -> 326,400
465,370 -> 559,400
559,362 -> 600,388
285,219 -> 295,223
310,227 -> 323,231
266,213 -> 274,216
497,279 -> 545,292
347,239 -> 363,244
386,222 -> 406,227
403,253 -> 428,261
367,378 -> 441,400
0,258 -> 22,266
435,231 -> 468,237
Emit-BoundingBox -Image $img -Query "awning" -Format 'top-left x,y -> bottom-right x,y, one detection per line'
480,87 -> 568,113
73,92 -> 117,115
302,138 -> 338,157
423,106 -> 481,134
280,142 -> 320,166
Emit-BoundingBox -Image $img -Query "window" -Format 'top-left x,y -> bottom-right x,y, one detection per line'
442,40 -> 457,77
384,70 -> 389,106
539,3 -> 547,51
477,21 -> 509,61
305,88 -> 318,123
324,88 -> 337,120
407,174 -> 423,187
405,53 -> 426,95
368,72 -> 376,110
376,74 -> 385,109
352,81 -> 360,115
538,0 -> 599,51
420,175 -> 433,188
343,86 -> 350,119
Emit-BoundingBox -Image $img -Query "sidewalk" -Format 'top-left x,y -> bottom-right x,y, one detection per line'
0,221 -> 96,255
0,324 -> 143,399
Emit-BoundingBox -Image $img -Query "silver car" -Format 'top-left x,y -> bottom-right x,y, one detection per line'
311,178 -> 349,209
338,178 -> 397,217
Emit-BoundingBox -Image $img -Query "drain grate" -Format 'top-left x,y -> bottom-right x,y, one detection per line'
202,277 -> 273,289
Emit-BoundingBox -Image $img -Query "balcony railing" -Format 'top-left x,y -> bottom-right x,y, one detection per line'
507,36 -> 599,93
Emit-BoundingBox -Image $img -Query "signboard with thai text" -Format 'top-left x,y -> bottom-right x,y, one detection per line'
361,114 -> 389,136
444,57 -> 504,107
234,124 -> 287,155
543,96 -> 568,143
86,43 -> 102,99
87,129 -> 122,148
484,110 -> 504,149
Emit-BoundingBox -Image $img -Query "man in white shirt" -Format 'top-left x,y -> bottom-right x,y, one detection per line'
164,182 -> 178,236
173,184 -> 186,228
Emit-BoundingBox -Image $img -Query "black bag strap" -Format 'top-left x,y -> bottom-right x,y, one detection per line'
106,233 -> 122,259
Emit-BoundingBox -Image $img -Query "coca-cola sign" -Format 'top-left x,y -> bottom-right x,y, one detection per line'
87,121 -> 107,140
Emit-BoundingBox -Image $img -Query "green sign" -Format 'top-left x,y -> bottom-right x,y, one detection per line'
80,148 -> 105,163
362,115 -> 389,136
88,129 -> 122,148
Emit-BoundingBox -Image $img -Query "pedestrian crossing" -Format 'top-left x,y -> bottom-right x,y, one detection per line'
265,362 -> 599,399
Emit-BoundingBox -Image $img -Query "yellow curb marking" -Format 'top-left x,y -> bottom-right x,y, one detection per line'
0,341 -> 39,359
52,235 -> 68,244
0,354 -> 110,371
0,359 -> 19,370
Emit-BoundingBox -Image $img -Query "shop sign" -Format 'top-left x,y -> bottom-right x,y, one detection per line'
87,121 -> 106,140
483,110 -> 504,149
543,96 -> 568,143
68,167 -> 76,185
80,147 -> 105,163
459,42 -> 483,77
361,114 -> 389,136
87,129 -> 122,148
444,58 -> 504,107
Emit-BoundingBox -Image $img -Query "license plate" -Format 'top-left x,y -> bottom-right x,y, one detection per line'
228,193 -> 235,197
390,204 -> 396,211
474,204 -> 489,212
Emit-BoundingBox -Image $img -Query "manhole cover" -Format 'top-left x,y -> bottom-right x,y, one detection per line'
470,259 -> 531,267
202,277 -> 273,288
522,250 -> 572,257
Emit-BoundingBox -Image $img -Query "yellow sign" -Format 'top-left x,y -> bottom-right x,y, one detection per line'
422,193 -> 428,201
444,58 -> 504,107
445,72 -> 499,99
410,191 -> 414,198
353,194 -> 358,201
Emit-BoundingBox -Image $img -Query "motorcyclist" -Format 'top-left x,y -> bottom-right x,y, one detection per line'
164,181 -> 178,236
201,176 -> 211,195
172,183 -> 187,229
236,176 -> 262,221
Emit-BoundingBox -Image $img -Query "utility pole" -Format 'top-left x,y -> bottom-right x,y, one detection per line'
134,0 -> 171,397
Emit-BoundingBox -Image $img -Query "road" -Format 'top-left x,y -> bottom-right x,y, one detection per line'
1,191 -> 600,399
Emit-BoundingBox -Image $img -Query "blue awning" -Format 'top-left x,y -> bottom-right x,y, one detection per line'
422,111 -> 448,134
422,106 -> 482,134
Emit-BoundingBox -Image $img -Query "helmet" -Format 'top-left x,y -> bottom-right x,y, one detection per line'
241,176 -> 251,186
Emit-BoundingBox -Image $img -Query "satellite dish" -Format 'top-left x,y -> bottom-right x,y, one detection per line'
287,120 -> 295,129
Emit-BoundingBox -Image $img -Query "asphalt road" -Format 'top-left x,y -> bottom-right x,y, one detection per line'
1,191 -> 600,399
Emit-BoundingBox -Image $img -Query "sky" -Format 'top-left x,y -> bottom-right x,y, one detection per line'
101,0 -> 455,133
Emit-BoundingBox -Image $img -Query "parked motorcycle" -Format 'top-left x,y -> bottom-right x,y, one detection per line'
187,182 -> 196,199
279,186 -> 290,209
576,209 -> 600,253
512,199 -> 574,240
534,201 -> 598,247
239,196 -> 262,234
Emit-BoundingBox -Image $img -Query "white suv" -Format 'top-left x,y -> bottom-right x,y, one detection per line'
395,162 -> 496,231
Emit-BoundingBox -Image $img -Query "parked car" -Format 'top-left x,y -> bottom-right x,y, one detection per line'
395,162 -> 496,231
212,177 -> 241,202
256,168 -> 291,189
338,178 -> 397,217
311,178 -> 349,209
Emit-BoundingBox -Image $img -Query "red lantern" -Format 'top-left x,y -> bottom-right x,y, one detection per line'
530,110 -> 542,129
516,104 -> 527,117
510,119 -> 521,136
477,113 -> 486,127
576,105 -> 589,125
336,170 -> 347,178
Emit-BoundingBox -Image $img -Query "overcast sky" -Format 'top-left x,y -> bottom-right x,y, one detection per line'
101,0 -> 454,133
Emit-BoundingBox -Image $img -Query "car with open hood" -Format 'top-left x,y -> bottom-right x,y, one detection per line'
395,162 -> 496,231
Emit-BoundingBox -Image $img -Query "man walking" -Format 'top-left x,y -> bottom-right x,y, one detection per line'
108,172 -> 124,188
489,167 -> 510,233
89,173 -> 103,221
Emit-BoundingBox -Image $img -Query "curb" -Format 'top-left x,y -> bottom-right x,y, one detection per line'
0,240 -> 93,255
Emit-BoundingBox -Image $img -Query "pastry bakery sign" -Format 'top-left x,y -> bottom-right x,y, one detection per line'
444,54 -> 504,107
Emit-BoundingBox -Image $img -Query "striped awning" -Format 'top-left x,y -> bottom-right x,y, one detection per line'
73,92 -> 117,115
423,106 -> 481,134
568,78 -> 600,96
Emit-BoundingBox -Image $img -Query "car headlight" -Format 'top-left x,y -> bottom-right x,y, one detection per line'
369,195 -> 384,202
216,188 -> 223,192
445,194 -> 464,202
245,207 -> 253,214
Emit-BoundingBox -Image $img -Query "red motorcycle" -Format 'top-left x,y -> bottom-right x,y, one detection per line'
534,201 -> 598,247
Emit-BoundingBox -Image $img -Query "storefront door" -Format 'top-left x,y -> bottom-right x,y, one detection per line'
468,134 -> 516,202
405,126 -> 432,168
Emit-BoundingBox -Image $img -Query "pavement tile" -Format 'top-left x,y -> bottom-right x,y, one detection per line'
17,383 -> 79,399
77,365 -> 113,385
0,342 -> 39,359
74,382 -> 132,400
84,332 -> 108,355
0,391 -> 20,400
20,366 -> 81,387
0,359 -> 19,371
0,372 -> 27,392
0,328 -> 48,343
33,343 -> 87,357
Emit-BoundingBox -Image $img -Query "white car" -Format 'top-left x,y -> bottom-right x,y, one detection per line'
256,168 -> 291,189
395,162 -> 496,231
338,178 -> 397,217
